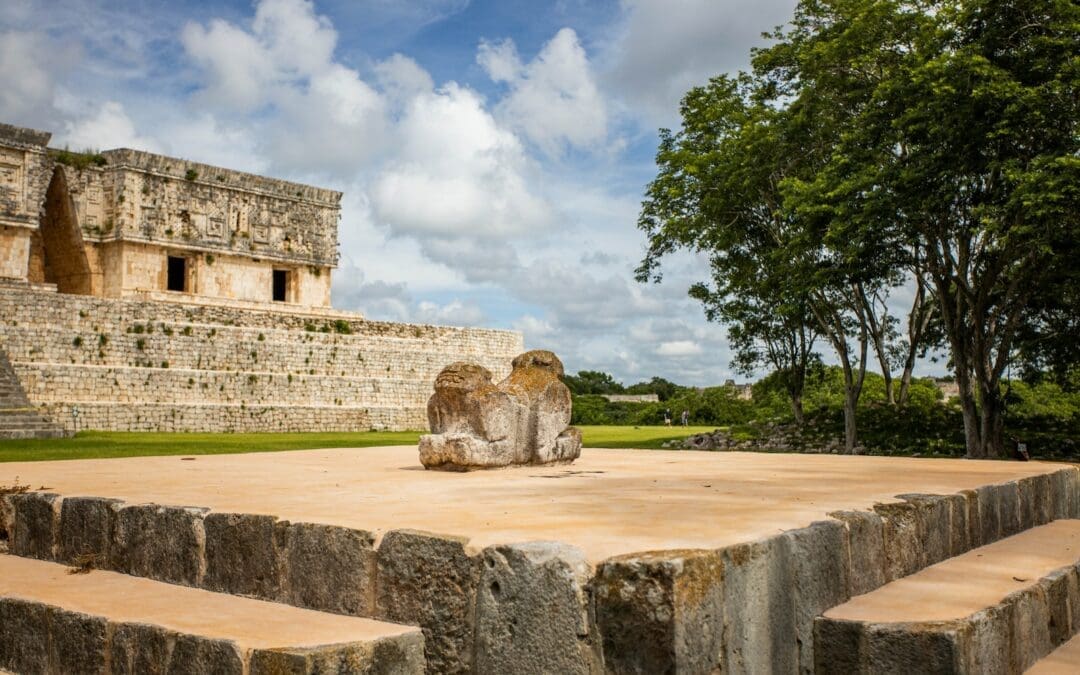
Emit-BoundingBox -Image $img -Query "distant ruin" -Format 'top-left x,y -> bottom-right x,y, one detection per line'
0,122 -> 522,433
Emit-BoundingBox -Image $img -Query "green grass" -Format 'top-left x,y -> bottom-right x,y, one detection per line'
0,431 -> 422,463
578,425 -> 717,449
0,426 -> 712,462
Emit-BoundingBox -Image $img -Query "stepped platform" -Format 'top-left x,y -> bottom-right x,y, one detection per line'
1,447 -> 1077,673
817,520 -> 1080,673
0,554 -> 424,674
0,349 -> 67,440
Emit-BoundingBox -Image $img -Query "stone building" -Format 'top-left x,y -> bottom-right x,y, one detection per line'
0,123 -> 338,307
0,122 -> 523,434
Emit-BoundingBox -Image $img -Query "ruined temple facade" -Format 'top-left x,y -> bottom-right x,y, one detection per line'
0,123 -> 339,308
0,122 -> 523,433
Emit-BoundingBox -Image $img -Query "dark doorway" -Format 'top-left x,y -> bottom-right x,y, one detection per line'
272,269 -> 288,302
167,256 -> 187,292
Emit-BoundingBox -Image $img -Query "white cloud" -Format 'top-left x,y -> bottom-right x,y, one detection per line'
0,30 -> 75,126
181,19 -> 274,112
58,101 -> 161,153
657,340 -> 703,357
374,54 -> 435,106
371,83 -> 551,241
603,0 -> 797,126
480,28 -> 608,155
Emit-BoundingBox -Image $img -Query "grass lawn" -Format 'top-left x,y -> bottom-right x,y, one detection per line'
0,425 -> 711,463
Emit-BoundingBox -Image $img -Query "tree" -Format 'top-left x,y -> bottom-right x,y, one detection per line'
562,370 -> 624,395
637,76 -> 832,432
777,0 -> 1080,457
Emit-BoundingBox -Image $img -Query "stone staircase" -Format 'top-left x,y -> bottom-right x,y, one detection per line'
0,349 -> 66,440
816,519 -> 1080,673
2,467 -> 1079,673
0,554 -> 424,673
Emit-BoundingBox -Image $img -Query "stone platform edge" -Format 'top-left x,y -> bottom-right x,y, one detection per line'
2,465 -> 1077,674
814,557 -> 1080,673
0,594 -> 424,675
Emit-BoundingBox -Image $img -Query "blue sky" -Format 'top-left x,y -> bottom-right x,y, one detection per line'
2,0 -> 812,386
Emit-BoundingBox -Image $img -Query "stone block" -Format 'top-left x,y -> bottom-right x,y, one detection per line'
58,496 -> 121,565
783,520 -> 851,674
0,494 -> 13,552
961,603 -> 1012,673
1010,581 -> 1052,670
0,598 -> 50,674
975,484 -> 1002,546
48,608 -> 109,674
1048,468 -> 1074,520
947,492 -> 974,557
1042,569 -> 1073,646
864,624 -> 963,674
476,541 -> 598,675
111,503 -> 207,586
897,494 -> 951,567
1030,473 -> 1053,527
10,492 -> 60,560
110,622 -> 176,675
829,510 -> 886,596
284,522 -> 376,615
719,535 -> 794,674
376,529 -> 480,674
250,633 -> 426,675
167,635 -> 245,675
592,548 -> 724,675
873,501 -> 921,581
998,482 -> 1022,538
1017,476 -> 1039,531
204,512 -> 286,599
813,618 -> 864,675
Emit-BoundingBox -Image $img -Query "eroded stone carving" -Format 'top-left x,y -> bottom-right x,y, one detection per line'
419,350 -> 582,471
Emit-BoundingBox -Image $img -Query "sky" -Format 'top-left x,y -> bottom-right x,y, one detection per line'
0,0 -> 808,386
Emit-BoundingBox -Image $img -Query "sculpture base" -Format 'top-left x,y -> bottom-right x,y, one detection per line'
419,427 -> 582,472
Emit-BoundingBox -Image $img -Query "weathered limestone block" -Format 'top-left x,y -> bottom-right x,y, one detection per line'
111,504 -> 207,586
419,350 -> 581,470
204,512 -> 286,599
1049,468 -> 1076,520
285,522 -> 376,615
376,529 -> 480,674
11,492 -> 61,560
249,634 -> 426,675
58,496 -> 121,565
897,494 -> 951,566
110,623 -> 176,675
784,520 -> 851,674
0,493 -> 14,553
48,608 -> 110,675
0,598 -> 51,674
829,510 -> 886,596
592,549 -> 724,674
719,537 -> 795,674
475,542 -> 599,674
168,635 -> 245,674
873,501 -> 921,581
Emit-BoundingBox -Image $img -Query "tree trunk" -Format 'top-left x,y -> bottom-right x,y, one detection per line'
843,392 -> 859,453
955,369 -> 983,458
978,383 -> 1007,458
790,394 -> 805,426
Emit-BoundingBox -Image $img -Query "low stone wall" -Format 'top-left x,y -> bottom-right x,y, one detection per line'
0,284 -> 523,431
5,467 -> 1076,673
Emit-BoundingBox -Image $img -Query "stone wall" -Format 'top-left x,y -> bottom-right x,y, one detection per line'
0,284 -> 523,432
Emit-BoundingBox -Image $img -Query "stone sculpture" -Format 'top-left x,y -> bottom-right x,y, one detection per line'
419,350 -> 582,471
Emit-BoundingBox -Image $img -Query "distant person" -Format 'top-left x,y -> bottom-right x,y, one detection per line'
681,410 -> 689,426
664,408 -> 672,426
